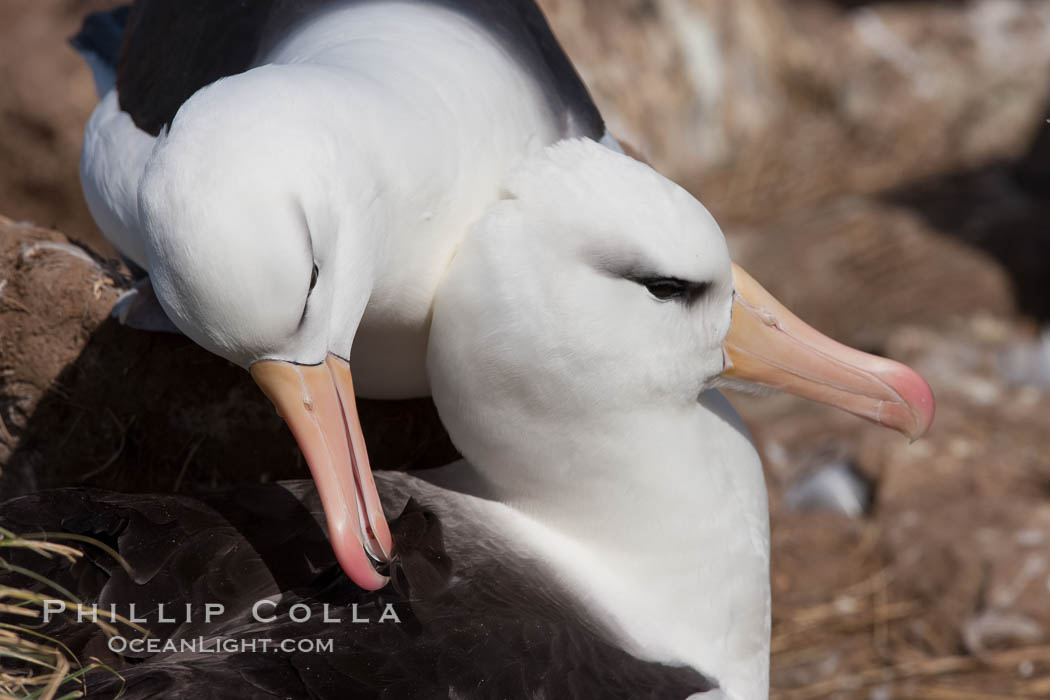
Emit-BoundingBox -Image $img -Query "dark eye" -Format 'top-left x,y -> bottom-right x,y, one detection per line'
627,275 -> 710,303
301,264 -> 320,325
644,279 -> 687,300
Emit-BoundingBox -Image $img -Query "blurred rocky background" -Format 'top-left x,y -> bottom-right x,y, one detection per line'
2,0 -> 1050,696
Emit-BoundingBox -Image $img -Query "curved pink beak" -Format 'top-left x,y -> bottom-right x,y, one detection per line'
722,264 -> 935,440
251,354 -> 393,589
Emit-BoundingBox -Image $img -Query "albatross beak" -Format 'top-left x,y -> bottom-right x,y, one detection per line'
251,354 -> 393,589
722,264 -> 935,440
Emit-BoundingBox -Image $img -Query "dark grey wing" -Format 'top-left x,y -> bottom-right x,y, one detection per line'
70,6 -> 130,71
115,0 -> 280,137
0,485 -> 332,661
441,0 -> 605,139
1,481 -> 714,699
114,0 -> 603,139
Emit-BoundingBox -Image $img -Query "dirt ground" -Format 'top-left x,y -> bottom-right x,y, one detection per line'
2,1 -> 1050,697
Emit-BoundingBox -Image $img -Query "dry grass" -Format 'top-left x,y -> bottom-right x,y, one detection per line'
770,556 -> 1050,699
0,526 -> 148,700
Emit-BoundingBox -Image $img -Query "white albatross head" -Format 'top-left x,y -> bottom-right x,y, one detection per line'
428,138 -> 934,477
136,77 -> 391,591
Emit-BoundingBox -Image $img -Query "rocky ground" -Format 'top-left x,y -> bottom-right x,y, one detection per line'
2,0 -> 1050,697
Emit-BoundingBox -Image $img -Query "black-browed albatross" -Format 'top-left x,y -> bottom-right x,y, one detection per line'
57,4 -> 937,697
74,0 -> 620,592
14,135 -> 932,698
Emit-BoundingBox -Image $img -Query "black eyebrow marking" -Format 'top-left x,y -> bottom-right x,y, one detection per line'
627,274 -> 711,303
585,246 -> 711,303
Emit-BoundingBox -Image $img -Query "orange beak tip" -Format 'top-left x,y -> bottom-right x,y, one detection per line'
877,362 -> 935,441
332,529 -> 390,591
906,381 -> 936,442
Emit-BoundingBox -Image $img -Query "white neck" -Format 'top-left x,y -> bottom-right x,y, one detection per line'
425,390 -> 770,700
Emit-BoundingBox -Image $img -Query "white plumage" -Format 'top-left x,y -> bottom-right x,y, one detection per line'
76,3 -> 934,698
425,140 -> 770,697
82,3 -> 589,395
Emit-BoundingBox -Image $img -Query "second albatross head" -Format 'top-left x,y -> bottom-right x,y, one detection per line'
136,84 -> 391,591
428,138 -> 934,469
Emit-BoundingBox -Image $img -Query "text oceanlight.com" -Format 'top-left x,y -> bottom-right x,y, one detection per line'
108,637 -> 336,654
